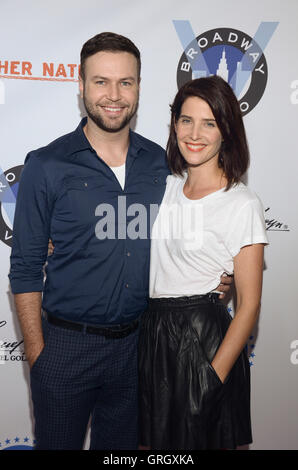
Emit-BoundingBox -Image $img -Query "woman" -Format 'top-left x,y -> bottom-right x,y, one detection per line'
138,75 -> 268,450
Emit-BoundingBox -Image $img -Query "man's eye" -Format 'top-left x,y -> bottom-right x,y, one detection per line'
121,81 -> 131,87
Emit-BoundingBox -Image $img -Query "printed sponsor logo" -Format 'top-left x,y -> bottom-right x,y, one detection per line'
0,60 -> 79,82
0,339 -> 26,364
264,207 -> 290,232
228,307 -> 256,367
247,335 -> 256,367
0,165 -> 23,247
0,319 -> 25,365
0,436 -> 34,450
174,22 -> 278,115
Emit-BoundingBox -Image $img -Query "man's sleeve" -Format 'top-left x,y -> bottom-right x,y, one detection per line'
9,153 -> 52,294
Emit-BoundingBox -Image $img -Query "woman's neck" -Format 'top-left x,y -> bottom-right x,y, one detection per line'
184,164 -> 227,199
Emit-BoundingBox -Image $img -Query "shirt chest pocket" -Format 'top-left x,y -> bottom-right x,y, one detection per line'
63,176 -> 107,223
127,173 -> 167,206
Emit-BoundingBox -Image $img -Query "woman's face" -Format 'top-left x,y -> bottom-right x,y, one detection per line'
175,96 -> 222,168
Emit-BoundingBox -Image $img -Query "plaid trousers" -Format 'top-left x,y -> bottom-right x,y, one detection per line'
30,317 -> 139,450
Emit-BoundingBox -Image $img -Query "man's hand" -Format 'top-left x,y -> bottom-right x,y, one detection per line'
217,273 -> 234,299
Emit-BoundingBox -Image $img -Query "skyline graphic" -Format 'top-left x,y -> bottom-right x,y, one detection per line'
173,21 -> 278,100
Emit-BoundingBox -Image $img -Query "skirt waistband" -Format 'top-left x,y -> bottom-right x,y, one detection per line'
148,292 -> 221,308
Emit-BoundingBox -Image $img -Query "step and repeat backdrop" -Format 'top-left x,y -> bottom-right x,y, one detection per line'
0,0 -> 297,450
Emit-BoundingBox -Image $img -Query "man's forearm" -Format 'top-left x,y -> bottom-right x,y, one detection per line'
14,292 -> 44,368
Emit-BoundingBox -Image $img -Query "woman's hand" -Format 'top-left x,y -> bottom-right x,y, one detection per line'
217,273 -> 234,299
48,239 -> 54,256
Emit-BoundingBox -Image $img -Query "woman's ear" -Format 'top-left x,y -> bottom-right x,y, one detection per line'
174,118 -> 178,134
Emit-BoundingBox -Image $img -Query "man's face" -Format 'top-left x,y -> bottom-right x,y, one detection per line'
79,51 -> 140,133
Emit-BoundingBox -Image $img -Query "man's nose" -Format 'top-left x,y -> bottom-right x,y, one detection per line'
106,83 -> 121,101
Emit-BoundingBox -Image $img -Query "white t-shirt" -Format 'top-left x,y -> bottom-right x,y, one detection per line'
110,162 -> 125,190
149,174 -> 269,298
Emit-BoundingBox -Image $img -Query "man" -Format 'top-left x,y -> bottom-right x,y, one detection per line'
9,32 -> 231,450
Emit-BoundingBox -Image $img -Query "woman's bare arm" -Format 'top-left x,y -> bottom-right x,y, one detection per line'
211,243 -> 265,383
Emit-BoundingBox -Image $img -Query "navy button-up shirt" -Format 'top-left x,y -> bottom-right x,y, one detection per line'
9,118 -> 170,324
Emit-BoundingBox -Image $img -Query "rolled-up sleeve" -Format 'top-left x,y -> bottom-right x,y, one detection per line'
9,153 -> 52,294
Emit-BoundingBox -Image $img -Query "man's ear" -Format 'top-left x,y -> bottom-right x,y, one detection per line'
79,75 -> 84,99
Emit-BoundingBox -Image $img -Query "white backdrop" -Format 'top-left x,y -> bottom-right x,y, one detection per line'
0,0 -> 297,451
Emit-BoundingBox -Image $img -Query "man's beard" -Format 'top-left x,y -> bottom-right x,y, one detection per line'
83,96 -> 139,133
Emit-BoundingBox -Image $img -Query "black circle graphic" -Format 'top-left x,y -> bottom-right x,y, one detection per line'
177,28 -> 268,115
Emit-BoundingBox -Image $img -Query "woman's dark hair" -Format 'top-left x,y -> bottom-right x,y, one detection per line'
80,32 -> 141,81
167,75 -> 249,190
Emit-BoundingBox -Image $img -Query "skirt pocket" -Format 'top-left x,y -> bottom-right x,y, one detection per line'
207,362 -> 224,386
193,302 -> 232,387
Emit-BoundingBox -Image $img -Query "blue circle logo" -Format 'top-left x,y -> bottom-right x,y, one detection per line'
0,165 -> 23,248
177,28 -> 268,115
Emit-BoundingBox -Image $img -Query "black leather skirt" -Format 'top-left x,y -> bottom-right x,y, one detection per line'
138,293 -> 252,450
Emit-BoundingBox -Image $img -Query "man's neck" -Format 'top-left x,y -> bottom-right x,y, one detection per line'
83,117 -> 130,167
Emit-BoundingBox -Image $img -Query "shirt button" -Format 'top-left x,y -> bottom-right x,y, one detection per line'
127,252 -> 131,256
154,177 -> 158,184
125,283 -> 129,288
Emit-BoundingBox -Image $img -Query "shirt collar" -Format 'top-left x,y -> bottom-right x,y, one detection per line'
67,117 -> 150,158
128,128 -> 151,155
67,117 -> 93,156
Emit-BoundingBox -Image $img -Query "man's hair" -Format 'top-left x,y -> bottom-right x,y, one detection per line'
167,75 -> 250,190
80,32 -> 141,81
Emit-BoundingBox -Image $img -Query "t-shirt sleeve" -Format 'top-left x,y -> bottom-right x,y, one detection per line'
225,197 -> 269,258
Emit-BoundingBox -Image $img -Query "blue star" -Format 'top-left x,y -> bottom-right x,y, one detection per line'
14,437 -> 20,443
249,335 -> 254,340
5,439 -> 10,444
250,352 -> 255,358
24,437 -> 29,442
250,344 -> 255,349
249,361 -> 254,367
